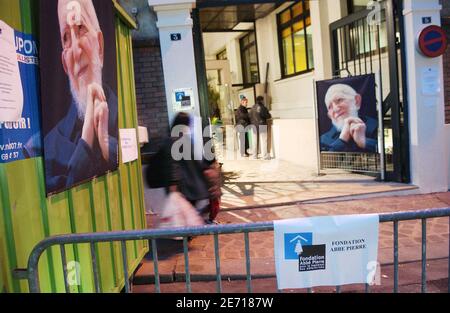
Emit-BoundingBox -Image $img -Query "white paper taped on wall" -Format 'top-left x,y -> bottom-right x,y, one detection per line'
0,20 -> 24,122
421,67 -> 441,97
138,126 -> 149,145
119,128 -> 138,164
274,214 -> 379,289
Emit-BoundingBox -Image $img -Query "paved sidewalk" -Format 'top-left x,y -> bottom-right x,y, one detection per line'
143,160 -> 418,214
135,192 -> 450,292
219,159 -> 417,209
134,259 -> 449,293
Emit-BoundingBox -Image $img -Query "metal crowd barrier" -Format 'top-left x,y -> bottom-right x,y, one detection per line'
16,207 -> 450,293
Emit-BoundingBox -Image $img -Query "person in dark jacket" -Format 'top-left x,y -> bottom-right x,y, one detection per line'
249,96 -> 272,160
235,96 -> 251,157
146,112 -> 215,221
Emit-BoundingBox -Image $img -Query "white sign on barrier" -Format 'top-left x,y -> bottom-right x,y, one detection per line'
274,214 -> 379,289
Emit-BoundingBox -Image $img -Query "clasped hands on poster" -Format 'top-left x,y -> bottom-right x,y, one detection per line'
82,82 -> 110,162
339,117 -> 367,150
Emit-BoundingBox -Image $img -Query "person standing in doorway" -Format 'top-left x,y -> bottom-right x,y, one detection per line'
250,96 -> 272,160
235,95 -> 251,157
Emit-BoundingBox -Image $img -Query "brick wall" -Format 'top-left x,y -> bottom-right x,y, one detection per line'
133,41 -> 170,150
444,21 -> 450,124
442,0 -> 450,124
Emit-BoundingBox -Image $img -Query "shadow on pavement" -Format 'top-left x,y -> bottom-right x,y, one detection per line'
144,239 -> 185,261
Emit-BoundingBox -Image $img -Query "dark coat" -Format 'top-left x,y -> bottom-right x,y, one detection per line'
43,85 -> 118,194
146,136 -> 210,202
235,105 -> 250,127
320,115 -> 378,153
250,102 -> 272,127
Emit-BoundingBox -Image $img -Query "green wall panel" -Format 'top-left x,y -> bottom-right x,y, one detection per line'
91,178 -> 116,292
0,1 -> 147,293
0,0 -> 21,30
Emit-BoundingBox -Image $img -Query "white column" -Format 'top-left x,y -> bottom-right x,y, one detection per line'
310,0 -> 348,81
149,0 -> 204,160
310,0 -> 333,81
403,0 -> 448,192
327,0 -> 348,24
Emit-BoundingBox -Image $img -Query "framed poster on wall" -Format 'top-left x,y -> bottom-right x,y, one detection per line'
316,74 -> 378,154
39,0 -> 119,195
315,74 -> 382,174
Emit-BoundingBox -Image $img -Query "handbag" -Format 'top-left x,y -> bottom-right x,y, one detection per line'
157,192 -> 205,229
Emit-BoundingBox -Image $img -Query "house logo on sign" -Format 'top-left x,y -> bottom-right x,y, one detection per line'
284,233 -> 312,259
175,91 -> 185,102
284,232 -> 326,272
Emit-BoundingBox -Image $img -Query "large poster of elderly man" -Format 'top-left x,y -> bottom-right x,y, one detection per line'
40,0 -> 118,195
316,74 -> 378,154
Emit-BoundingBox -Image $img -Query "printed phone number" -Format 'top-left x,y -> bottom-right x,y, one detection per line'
1,152 -> 19,161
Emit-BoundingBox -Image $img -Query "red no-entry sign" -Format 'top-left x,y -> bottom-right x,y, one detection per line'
418,25 -> 448,58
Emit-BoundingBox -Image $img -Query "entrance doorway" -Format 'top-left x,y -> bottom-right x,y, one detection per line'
197,3 -> 273,166
205,58 -> 233,125
192,0 -> 412,209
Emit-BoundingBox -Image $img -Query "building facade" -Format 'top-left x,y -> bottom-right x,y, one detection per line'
120,0 -> 449,193
442,0 -> 450,123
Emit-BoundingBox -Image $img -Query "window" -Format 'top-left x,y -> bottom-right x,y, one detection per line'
343,0 -> 388,62
347,0 -> 371,14
240,32 -> 260,84
277,1 -> 314,78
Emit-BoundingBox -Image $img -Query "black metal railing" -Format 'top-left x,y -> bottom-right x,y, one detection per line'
328,0 -> 408,182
